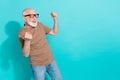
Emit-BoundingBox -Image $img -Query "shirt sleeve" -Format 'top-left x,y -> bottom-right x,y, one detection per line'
18,32 -> 24,48
39,22 -> 51,34
18,37 -> 24,48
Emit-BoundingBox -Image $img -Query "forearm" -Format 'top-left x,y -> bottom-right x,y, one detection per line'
53,17 -> 58,34
23,40 -> 31,57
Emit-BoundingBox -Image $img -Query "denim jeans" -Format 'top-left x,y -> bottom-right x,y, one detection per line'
31,61 -> 62,80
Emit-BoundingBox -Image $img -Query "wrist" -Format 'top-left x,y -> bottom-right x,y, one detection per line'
53,17 -> 57,20
24,40 -> 31,44
24,38 -> 32,41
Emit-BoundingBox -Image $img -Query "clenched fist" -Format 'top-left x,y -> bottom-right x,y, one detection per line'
51,12 -> 57,19
24,32 -> 32,41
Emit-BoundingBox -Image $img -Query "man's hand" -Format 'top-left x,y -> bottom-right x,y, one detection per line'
51,12 -> 57,19
24,32 -> 32,41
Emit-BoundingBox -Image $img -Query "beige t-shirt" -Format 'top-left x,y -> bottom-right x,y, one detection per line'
18,22 -> 54,66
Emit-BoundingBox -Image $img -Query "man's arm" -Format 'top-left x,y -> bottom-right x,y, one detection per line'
22,32 -> 32,57
48,12 -> 58,35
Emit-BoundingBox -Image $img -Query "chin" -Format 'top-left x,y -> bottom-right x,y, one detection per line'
31,24 -> 37,27
28,22 -> 38,28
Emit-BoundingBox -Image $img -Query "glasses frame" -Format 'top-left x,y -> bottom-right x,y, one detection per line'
23,13 -> 39,18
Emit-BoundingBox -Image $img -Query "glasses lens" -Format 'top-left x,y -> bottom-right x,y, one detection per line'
35,14 -> 39,18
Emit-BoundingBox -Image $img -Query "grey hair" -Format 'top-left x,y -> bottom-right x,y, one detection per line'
22,8 -> 36,15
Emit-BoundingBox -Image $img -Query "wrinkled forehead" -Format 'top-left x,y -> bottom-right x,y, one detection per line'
23,9 -> 36,15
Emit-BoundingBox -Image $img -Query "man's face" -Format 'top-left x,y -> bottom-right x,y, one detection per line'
23,9 -> 39,27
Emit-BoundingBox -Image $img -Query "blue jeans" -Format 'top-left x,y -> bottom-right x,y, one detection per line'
31,61 -> 62,80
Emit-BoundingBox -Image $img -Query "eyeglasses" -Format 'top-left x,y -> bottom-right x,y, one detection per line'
24,14 -> 39,18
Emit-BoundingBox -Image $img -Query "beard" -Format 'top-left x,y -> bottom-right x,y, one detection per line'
26,21 -> 38,28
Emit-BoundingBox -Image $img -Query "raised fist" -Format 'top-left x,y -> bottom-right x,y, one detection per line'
51,12 -> 57,18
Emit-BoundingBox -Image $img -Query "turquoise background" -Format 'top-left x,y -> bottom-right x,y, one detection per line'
0,0 -> 120,80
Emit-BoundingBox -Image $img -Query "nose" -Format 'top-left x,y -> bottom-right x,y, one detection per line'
33,16 -> 37,20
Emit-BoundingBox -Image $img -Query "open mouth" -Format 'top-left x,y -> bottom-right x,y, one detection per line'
32,21 -> 37,23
